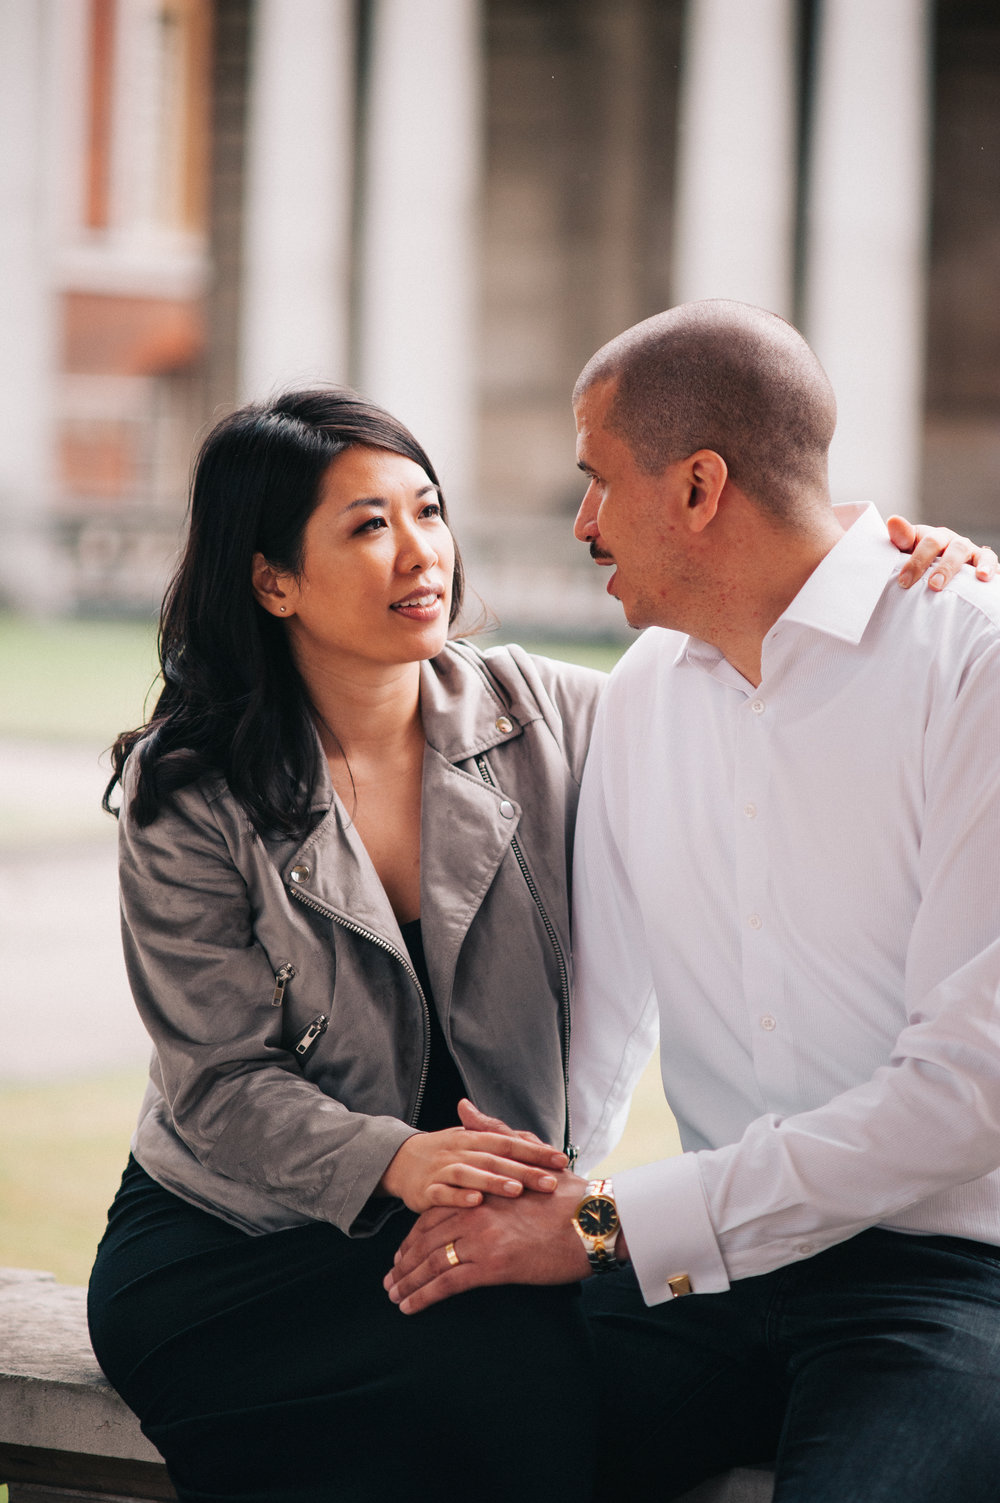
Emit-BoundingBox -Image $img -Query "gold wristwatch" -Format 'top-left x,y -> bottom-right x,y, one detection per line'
572,1178 -> 622,1274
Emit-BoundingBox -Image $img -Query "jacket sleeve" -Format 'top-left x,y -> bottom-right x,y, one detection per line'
118,769 -> 416,1235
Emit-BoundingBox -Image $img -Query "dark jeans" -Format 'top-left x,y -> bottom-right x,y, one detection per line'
89,1158 -> 597,1503
583,1226 -> 1000,1502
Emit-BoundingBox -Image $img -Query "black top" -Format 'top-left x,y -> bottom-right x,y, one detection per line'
400,919 -> 468,1133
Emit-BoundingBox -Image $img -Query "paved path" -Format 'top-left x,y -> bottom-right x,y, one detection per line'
0,739 -> 151,1082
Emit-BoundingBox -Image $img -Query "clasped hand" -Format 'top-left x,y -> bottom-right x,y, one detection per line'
383,1100 -> 592,1314
378,1099 -> 569,1212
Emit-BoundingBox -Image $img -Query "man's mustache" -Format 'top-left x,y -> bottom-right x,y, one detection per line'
589,540 -> 614,563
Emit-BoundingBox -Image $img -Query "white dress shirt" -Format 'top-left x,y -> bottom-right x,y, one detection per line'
570,504 -> 1000,1306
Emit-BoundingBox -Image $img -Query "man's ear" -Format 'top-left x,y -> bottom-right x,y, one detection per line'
681,450 -> 728,534
251,551 -> 295,616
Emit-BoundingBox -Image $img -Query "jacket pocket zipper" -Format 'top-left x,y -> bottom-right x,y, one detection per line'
272,962 -> 296,1006
294,1014 -> 329,1058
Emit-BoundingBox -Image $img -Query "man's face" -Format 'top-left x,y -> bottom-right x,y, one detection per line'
573,379 -> 690,631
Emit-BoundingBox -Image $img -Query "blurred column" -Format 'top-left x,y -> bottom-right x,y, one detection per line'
239,0 -> 354,398
357,0 -> 482,515
0,0 -> 61,610
672,0 -> 797,317
803,0 -> 930,516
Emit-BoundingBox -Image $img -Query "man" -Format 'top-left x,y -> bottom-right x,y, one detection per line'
386,302 -> 1000,1500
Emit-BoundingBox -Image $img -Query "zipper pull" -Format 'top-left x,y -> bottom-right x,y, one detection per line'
294,1014 -> 328,1057
566,1142 -> 580,1171
271,962 -> 296,1006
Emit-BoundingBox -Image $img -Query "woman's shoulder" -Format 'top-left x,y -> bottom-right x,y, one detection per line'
442,638 -> 606,775
446,637 -> 604,712
117,735 -> 236,850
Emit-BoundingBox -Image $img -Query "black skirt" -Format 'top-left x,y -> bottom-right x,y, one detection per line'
88,1157 -> 597,1503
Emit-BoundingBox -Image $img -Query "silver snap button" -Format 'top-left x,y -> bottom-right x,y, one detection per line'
495,715 -> 513,734
290,864 -> 310,883
498,800 -> 515,819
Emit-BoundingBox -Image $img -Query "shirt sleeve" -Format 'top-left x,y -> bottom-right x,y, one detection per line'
615,628 -> 1000,1302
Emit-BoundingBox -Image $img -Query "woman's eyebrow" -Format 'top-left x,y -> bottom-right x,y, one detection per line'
341,484 -> 440,514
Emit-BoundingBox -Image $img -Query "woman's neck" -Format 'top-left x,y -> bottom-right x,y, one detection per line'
299,657 -> 427,924
302,658 -> 424,767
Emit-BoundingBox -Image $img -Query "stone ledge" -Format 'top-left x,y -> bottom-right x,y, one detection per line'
0,1266 -> 773,1502
0,1268 -> 165,1474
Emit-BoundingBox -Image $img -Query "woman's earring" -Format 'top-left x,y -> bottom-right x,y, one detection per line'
279,606 -> 286,614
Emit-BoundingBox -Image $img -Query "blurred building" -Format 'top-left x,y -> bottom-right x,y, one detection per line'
1,0 -> 997,630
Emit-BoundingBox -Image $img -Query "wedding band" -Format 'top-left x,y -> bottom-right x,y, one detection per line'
445,1241 -> 461,1268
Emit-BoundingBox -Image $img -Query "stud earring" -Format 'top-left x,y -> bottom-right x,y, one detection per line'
279,606 -> 286,614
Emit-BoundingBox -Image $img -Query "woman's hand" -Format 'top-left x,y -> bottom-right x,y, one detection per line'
378,1109 -> 568,1213
887,516 -> 998,590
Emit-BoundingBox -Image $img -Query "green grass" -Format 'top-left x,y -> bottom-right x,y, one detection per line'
480,634 -> 628,675
0,1070 -> 148,1286
0,612 -> 161,743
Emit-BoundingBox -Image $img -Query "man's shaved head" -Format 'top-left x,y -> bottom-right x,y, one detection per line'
574,301 -> 837,521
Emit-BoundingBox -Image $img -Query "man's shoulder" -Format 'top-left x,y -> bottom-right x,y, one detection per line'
941,570 -> 1000,631
879,568 -> 1000,659
610,627 -> 686,681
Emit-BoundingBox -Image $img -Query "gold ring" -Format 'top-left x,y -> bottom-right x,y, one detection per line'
445,1241 -> 461,1268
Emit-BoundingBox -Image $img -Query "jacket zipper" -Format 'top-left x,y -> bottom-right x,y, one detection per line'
288,884 -> 432,1125
294,1013 -> 329,1056
475,755 -> 578,1167
271,961 -> 296,1006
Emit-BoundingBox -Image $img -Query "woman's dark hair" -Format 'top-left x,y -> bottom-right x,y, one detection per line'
105,387 -> 465,837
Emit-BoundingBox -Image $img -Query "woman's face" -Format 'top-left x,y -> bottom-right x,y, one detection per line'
257,445 -> 456,676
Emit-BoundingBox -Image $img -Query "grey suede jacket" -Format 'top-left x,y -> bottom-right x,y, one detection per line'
122,640 -> 605,1237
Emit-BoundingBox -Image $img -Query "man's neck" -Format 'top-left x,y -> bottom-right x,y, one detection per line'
689,504 -> 846,687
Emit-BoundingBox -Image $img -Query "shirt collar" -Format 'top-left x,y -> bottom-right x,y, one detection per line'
777,502 -> 898,645
675,502 -> 898,673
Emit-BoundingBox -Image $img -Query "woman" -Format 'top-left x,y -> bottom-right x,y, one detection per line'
88,389 -> 605,1503
88,386 -> 984,1503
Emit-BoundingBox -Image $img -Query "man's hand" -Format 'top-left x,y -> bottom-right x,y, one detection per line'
887,516 -> 997,590
383,1097 -> 589,1313
384,1169 -> 592,1313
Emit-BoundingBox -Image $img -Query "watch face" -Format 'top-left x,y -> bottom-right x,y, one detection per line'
577,1196 -> 619,1238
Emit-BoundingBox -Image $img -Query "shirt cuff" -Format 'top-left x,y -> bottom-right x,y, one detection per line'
614,1152 -> 730,1304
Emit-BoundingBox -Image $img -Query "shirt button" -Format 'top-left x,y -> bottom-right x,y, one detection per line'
290,864 -> 310,883
797,1242 -> 815,1256
495,715 -> 513,734
743,803 -> 757,819
747,913 -> 763,930
751,699 -> 765,715
498,800 -> 515,819
760,1014 -> 777,1032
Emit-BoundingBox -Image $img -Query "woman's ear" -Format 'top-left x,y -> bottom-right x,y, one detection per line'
251,552 -> 295,617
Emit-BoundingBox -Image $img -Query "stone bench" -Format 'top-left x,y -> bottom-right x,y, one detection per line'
0,1265 -> 772,1501
0,1268 -> 175,1502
